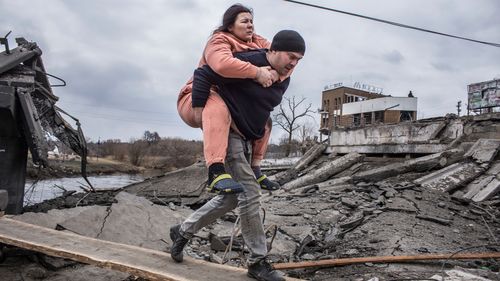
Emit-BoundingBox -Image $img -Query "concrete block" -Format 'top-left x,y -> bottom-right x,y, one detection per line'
13,206 -> 95,229
461,161 -> 500,202
326,144 -> 448,154
464,139 -> 500,164
96,192 -> 191,251
486,161 -> 500,176
124,162 -> 211,206
354,150 -> 457,183
283,153 -> 363,190
329,122 -> 448,147
472,177 -> 500,202
58,206 -> 109,237
413,162 -> 485,192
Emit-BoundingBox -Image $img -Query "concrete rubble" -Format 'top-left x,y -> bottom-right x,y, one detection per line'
0,113 -> 499,280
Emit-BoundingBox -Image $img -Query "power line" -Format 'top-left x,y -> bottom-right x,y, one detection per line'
283,0 -> 500,48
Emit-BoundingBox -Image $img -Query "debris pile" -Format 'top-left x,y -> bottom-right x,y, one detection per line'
0,115 -> 499,280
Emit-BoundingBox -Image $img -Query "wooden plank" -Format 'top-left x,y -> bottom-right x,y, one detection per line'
274,252 -> 500,270
0,218 -> 301,281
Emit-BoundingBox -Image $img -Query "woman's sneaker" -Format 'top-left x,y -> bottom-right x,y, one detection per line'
207,174 -> 244,194
256,175 -> 281,191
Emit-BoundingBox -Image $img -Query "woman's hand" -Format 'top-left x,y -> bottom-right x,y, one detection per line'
255,66 -> 274,88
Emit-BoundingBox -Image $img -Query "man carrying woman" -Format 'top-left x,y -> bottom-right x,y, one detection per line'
177,4 -> 282,194
173,26 -> 306,281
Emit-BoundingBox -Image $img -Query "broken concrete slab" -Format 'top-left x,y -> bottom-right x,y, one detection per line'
57,206 -> 109,238
353,149 -> 461,183
44,264 -> 130,281
456,161 -> 500,203
52,192 -> 192,252
329,122 -> 449,146
283,153 -> 363,190
280,225 -> 314,243
413,162 -> 486,192
13,206 -> 96,229
317,209 -> 342,225
471,177 -> 500,202
292,143 -> 327,172
385,197 -> 418,213
430,268 -> 495,281
124,162 -> 212,205
268,231 -> 297,256
292,176 -> 352,195
327,144 -> 450,154
464,139 -> 500,164
96,192 -> 191,250
341,197 -> 359,209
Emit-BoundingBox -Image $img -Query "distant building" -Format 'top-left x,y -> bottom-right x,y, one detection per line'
467,78 -> 500,115
319,82 -> 417,138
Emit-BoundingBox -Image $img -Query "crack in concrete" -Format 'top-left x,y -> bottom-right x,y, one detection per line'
97,206 -> 112,238
133,204 -> 155,241
402,195 -> 421,213
391,236 -> 402,255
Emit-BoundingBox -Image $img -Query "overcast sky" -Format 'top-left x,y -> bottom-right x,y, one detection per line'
1,0 -> 499,142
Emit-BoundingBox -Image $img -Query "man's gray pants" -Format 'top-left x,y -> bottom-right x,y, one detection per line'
179,132 -> 267,264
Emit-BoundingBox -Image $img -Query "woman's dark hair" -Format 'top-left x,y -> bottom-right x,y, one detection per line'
213,4 -> 253,34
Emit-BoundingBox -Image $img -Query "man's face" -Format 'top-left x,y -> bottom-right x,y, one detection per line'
270,51 -> 303,76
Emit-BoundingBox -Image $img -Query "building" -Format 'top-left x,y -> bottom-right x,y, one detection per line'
319,82 -> 417,138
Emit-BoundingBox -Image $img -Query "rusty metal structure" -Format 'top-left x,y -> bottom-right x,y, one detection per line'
0,32 -> 92,214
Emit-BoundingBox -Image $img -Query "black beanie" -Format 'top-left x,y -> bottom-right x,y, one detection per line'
270,30 -> 306,55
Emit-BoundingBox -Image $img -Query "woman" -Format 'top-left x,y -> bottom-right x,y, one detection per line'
177,4 -> 280,193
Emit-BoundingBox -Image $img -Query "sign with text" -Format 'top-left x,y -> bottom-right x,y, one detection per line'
468,79 -> 500,110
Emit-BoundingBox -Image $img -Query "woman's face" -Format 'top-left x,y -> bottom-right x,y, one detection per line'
228,12 -> 254,41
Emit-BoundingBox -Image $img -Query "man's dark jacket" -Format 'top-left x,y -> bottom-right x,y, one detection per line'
192,49 -> 290,140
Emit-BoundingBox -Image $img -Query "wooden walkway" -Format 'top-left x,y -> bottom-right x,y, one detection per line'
0,217 -> 300,281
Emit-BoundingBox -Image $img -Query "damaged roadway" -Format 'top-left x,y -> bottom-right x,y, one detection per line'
1,117 -> 500,280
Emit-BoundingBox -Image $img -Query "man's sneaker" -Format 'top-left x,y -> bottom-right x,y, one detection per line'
256,175 -> 281,191
207,174 -> 244,194
169,224 -> 189,263
247,259 -> 285,281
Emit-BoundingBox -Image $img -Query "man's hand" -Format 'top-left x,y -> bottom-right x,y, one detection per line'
193,107 -> 203,128
255,66 -> 274,88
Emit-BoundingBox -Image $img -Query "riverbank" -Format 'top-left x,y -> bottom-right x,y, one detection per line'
26,158 -> 143,180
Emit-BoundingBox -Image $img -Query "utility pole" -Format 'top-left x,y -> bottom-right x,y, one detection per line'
97,137 -> 101,162
457,101 -> 462,116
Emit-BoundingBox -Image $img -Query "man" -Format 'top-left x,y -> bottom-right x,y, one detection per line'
170,30 -> 305,281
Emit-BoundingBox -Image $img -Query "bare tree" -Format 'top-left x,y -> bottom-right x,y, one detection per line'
128,138 -> 148,166
143,130 -> 161,145
274,96 -> 315,156
298,121 -> 315,144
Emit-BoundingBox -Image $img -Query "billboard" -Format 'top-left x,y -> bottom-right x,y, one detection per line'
468,79 -> 500,110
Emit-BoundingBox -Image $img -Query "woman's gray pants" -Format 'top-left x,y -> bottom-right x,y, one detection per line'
179,132 -> 267,264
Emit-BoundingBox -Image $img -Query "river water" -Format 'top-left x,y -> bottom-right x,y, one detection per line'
24,174 -> 144,206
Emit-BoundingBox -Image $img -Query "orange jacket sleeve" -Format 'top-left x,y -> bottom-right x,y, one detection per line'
203,33 -> 268,79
